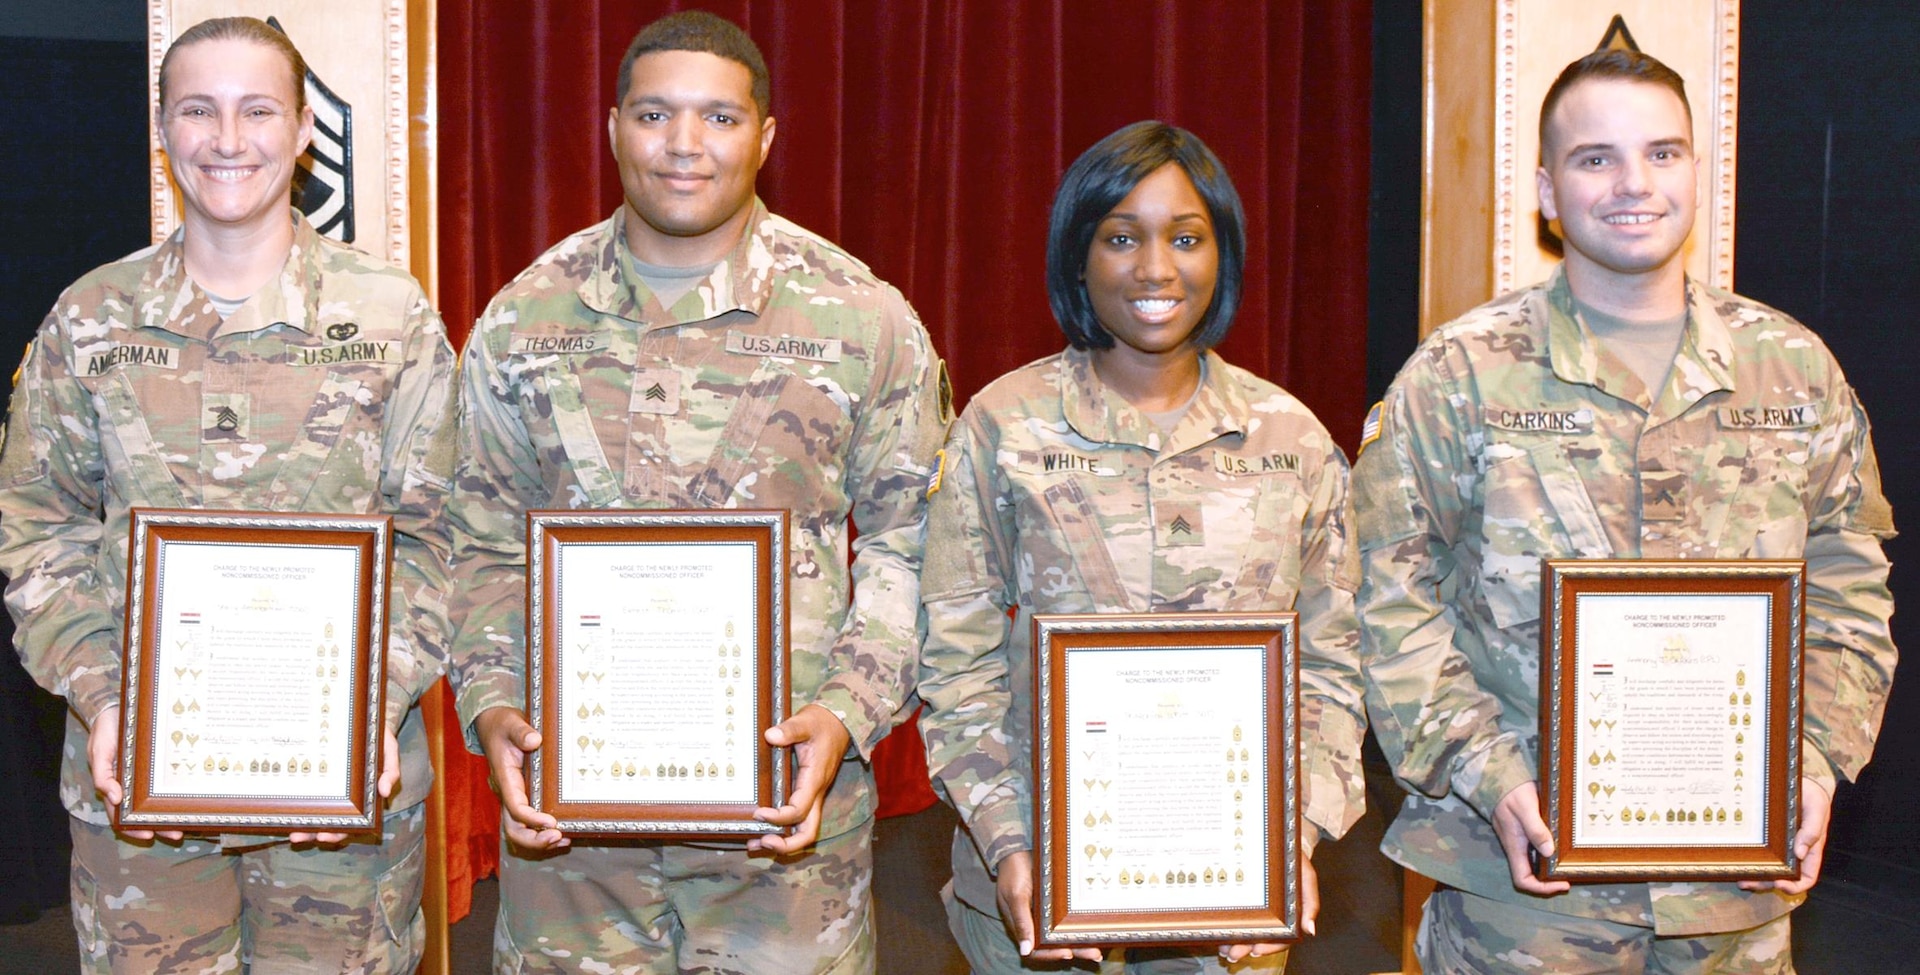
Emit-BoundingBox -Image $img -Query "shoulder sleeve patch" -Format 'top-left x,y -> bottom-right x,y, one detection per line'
938,361 -> 955,425
926,448 -> 947,499
1358,401 -> 1384,454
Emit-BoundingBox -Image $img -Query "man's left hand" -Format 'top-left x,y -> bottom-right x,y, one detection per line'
751,703 -> 851,854
1740,777 -> 1832,896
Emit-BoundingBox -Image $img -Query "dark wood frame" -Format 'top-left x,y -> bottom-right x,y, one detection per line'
119,508 -> 389,833
527,510 -> 789,835
1032,612 -> 1300,948
1538,559 -> 1805,881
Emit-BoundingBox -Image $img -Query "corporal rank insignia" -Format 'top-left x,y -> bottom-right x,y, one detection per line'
269,18 -> 354,242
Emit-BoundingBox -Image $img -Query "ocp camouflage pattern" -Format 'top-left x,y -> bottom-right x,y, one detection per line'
918,348 -> 1368,925
446,199 -> 949,840
0,212 -> 458,825
1354,266 -> 1896,936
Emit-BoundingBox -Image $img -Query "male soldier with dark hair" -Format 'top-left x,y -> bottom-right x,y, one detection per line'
1355,48 -> 1895,973
445,10 -> 949,973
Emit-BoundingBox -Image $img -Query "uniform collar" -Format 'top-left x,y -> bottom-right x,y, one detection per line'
136,209 -> 325,340
580,200 -> 778,327
1543,264 -> 1738,412
1060,346 -> 1250,453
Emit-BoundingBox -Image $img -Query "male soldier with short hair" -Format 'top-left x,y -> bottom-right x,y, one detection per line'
1354,48 -> 1895,973
445,11 -> 948,973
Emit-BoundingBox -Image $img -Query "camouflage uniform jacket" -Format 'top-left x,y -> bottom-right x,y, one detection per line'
1354,266 -> 1896,936
447,202 -> 948,836
919,348 -> 1368,912
0,213 -> 458,824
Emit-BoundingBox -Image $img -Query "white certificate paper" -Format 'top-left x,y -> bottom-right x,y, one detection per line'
147,542 -> 360,800
1572,593 -> 1773,847
1063,646 -> 1268,913
554,541 -> 760,804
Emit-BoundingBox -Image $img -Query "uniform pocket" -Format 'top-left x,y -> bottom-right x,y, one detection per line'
1476,439 -> 1610,629
375,829 -> 426,954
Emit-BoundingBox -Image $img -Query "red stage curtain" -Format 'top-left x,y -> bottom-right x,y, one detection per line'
437,0 -> 1372,920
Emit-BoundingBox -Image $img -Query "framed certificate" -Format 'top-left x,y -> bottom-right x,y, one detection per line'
1032,613 -> 1300,948
1538,560 -> 1805,881
527,510 -> 789,835
119,509 -> 390,833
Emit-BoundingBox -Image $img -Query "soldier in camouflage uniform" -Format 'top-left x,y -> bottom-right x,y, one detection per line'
1354,49 -> 1895,973
444,12 -> 947,974
0,17 -> 455,973
919,122 -> 1367,974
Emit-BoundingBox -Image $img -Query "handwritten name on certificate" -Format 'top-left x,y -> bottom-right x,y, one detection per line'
147,542 -> 360,800
1572,593 -> 1773,847
555,541 -> 760,804
1064,646 -> 1268,913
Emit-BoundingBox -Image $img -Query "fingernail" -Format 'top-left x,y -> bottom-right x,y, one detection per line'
1018,939 -> 1033,956
1305,919 -> 1317,936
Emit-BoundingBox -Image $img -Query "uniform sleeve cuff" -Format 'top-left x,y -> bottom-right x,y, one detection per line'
972,799 -> 1032,876
1802,739 -> 1837,797
1302,706 -> 1367,841
455,669 -> 525,755
811,674 -> 894,760
384,678 -> 411,732
1463,737 -> 1537,823
69,672 -> 122,725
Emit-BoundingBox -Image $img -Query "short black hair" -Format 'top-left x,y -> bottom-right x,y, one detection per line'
616,10 -> 770,116
1046,121 -> 1246,351
1540,48 -> 1691,159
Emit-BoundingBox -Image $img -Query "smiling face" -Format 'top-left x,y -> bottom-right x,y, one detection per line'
1538,77 -> 1699,301
159,37 -> 312,236
610,49 -> 776,267
1083,162 -> 1220,368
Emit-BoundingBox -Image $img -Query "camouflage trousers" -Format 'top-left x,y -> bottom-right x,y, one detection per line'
1417,888 -> 1794,974
68,804 -> 426,974
943,882 -> 1287,974
493,816 -> 874,974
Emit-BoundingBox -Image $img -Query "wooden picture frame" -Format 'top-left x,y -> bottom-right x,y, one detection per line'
119,508 -> 390,833
1538,560 -> 1805,882
1033,613 -> 1300,948
527,509 -> 789,835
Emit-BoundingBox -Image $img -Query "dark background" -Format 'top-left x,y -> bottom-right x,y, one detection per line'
1,0 -> 1914,932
